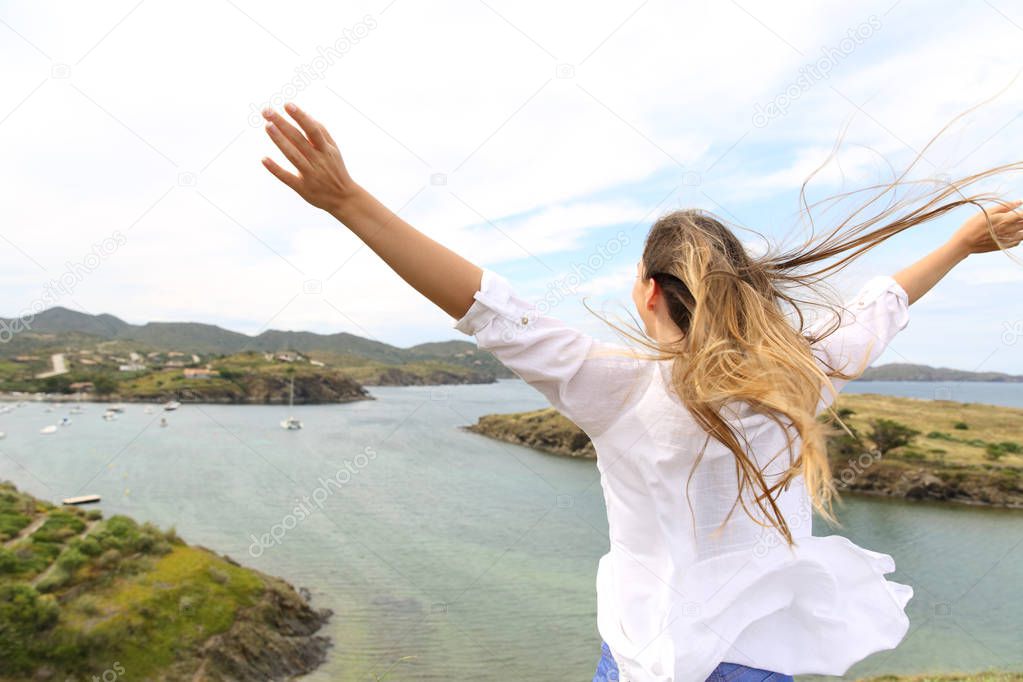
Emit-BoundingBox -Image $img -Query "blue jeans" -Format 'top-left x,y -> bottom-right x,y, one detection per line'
593,641 -> 793,682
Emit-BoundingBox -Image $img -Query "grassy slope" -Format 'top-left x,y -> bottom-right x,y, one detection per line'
465,393 -> 1023,506
834,393 -> 1023,469
0,482 -> 325,680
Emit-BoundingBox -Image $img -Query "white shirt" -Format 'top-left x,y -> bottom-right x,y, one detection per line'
454,269 -> 914,682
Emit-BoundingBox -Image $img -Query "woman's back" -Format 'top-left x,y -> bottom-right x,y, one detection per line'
453,267 -> 914,682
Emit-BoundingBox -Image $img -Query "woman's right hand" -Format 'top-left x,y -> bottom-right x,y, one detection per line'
951,200 -> 1023,255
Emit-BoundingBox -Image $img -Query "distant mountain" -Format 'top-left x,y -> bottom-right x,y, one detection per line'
16,306 -> 131,338
858,363 -> 1023,382
0,306 -> 513,377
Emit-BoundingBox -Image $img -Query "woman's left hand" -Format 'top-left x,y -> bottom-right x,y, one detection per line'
261,103 -> 361,215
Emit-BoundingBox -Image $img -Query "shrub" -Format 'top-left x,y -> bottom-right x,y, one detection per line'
986,444 -> 1008,461
0,547 -> 20,574
33,512 -> 85,544
0,511 -> 31,542
96,548 -> 121,569
35,565 -> 71,593
869,419 -> 920,456
73,536 -> 102,558
0,584 -> 59,670
953,421 -> 969,430
74,594 -> 103,617
55,547 -> 87,573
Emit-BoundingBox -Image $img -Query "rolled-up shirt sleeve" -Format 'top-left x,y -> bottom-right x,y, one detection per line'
454,269 -> 647,438
808,274 -> 911,412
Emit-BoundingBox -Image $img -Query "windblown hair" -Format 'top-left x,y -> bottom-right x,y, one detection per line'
600,100 -> 1023,545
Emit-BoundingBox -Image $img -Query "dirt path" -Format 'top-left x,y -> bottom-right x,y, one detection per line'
35,353 -> 68,379
3,514 -> 47,548
30,518 -> 100,587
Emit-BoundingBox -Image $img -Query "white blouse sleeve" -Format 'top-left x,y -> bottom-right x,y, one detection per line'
454,269 -> 648,438
807,274 -> 911,412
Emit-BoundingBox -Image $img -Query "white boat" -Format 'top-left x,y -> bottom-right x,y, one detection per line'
59,416 -> 72,427
109,403 -> 127,413
163,400 -> 181,411
160,417 -> 168,428
143,405 -> 155,415
70,405 -> 84,414
0,432 -> 6,439
62,494 -> 100,505
40,425 -> 58,435
102,410 -> 117,421
280,375 -> 302,430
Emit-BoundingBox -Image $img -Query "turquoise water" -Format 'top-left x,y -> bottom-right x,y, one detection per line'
845,380 -> 1023,408
0,380 -> 1020,680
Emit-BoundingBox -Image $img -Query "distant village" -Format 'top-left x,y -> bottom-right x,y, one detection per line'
8,347 -> 323,394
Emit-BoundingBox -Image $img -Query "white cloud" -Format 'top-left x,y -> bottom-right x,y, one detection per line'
2,0 -> 1023,366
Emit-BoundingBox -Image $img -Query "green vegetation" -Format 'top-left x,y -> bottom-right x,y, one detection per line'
868,419 -> 921,455
0,481 -> 329,680
467,393 -> 1023,507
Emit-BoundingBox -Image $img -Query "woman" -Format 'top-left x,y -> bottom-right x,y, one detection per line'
261,102 -> 1023,682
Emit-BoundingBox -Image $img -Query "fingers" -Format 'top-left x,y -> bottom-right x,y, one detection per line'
284,102 -> 332,149
263,108 -> 314,159
262,156 -> 301,191
990,199 -> 1023,215
265,122 -> 310,173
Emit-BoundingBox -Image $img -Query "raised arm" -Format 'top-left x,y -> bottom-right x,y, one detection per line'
892,199 -> 1023,304
260,103 -> 482,320
260,103 -> 649,436
809,199 -> 1023,411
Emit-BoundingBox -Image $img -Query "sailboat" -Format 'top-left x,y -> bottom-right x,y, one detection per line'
280,375 -> 302,430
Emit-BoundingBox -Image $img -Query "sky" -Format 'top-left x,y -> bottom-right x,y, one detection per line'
2,0 -> 1023,373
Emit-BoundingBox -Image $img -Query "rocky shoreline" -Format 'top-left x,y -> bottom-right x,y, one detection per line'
464,395 -> 1023,509
0,482 -> 333,681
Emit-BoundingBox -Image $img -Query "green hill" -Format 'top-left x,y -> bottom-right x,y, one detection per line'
0,482 -> 330,680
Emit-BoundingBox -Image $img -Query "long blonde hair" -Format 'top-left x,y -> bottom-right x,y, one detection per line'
601,105 -> 1023,545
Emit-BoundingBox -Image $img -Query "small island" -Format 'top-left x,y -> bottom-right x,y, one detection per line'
0,482 -> 331,681
465,393 -> 1023,508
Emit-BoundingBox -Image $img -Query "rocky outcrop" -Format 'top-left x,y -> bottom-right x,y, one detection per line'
464,408 -> 595,459
363,366 -> 497,387
193,576 -> 332,681
834,460 -> 1023,508
464,406 -> 1023,508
